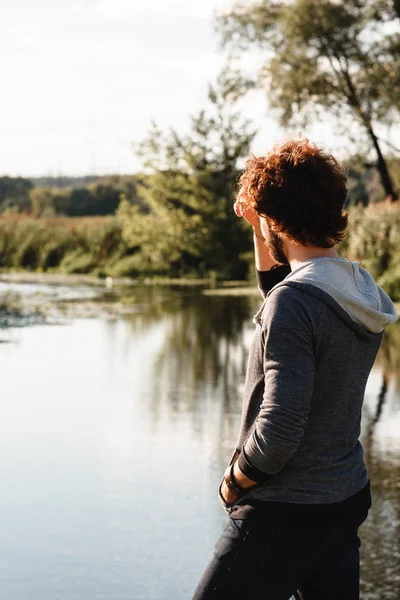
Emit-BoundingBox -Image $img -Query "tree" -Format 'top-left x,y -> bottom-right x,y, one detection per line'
87,183 -> 121,215
119,74 -> 257,279
216,0 -> 400,200
0,176 -> 33,213
66,188 -> 93,216
65,185 -> 121,217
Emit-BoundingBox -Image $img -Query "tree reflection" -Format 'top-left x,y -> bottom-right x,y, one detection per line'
367,372 -> 389,438
125,284 -> 260,422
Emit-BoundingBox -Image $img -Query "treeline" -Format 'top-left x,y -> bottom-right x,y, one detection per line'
0,175 -> 143,218
31,175 -> 100,189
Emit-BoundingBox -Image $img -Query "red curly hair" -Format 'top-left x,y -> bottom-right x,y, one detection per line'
237,137 -> 348,247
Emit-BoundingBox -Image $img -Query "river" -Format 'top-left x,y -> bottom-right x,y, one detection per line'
0,280 -> 399,599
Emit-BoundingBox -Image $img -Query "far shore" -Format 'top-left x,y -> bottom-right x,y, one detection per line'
0,270 -> 255,291
0,271 -> 209,287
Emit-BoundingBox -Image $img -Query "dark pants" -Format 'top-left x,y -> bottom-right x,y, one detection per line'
191,499 -> 369,600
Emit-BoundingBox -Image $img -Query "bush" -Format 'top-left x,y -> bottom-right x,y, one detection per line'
342,200 -> 400,299
0,215 -> 127,275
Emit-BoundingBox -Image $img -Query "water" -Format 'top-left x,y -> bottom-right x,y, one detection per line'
0,282 -> 399,599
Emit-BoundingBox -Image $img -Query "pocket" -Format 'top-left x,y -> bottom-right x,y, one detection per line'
213,519 -> 253,568
209,519 -> 260,595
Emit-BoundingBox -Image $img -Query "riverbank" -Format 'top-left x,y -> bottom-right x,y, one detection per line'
0,270 -> 256,289
0,272 -> 219,287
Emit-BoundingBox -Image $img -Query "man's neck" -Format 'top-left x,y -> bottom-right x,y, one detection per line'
284,241 -> 340,273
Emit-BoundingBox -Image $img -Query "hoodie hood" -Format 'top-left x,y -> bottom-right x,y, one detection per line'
277,257 -> 398,334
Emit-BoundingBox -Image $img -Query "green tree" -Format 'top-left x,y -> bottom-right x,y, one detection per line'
66,188 -> 93,216
65,184 -> 121,217
0,176 -> 33,213
87,183 -> 121,215
119,76 -> 257,279
216,0 -> 400,200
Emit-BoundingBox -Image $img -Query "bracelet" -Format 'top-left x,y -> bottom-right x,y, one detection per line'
253,230 -> 265,241
224,463 -> 244,495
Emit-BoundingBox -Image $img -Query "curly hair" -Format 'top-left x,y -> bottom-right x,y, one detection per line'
237,137 -> 348,247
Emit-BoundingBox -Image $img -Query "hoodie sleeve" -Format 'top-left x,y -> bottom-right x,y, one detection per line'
256,265 -> 291,299
238,285 -> 316,481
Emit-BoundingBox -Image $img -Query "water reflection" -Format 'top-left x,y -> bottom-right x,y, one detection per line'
129,287 -> 251,402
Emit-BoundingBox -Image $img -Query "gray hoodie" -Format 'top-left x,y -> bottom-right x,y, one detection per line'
220,257 -> 398,511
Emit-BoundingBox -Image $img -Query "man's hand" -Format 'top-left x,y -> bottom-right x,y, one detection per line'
220,479 -> 239,505
234,198 -> 277,271
234,199 -> 261,231
220,461 -> 258,505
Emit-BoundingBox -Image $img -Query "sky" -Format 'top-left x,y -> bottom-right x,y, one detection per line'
1,0 -> 397,177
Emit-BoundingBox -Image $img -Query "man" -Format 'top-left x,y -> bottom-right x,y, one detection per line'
191,138 -> 398,600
